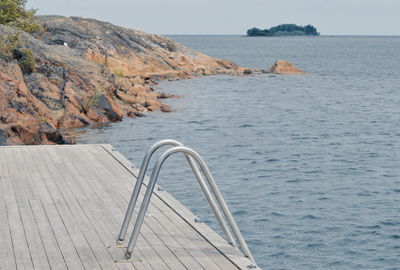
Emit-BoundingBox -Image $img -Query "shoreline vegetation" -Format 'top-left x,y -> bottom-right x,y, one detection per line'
247,24 -> 319,37
0,1 -> 303,145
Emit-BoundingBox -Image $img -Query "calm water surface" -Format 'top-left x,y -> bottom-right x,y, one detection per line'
79,36 -> 400,269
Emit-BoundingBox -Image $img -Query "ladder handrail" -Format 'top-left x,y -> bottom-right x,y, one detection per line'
123,145 -> 256,263
118,139 -> 236,247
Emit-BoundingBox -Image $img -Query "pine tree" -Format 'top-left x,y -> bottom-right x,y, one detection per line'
0,0 -> 41,33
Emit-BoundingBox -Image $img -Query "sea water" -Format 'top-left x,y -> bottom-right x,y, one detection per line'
79,36 -> 400,269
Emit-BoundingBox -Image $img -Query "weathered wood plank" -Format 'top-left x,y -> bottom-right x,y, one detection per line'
70,146 -> 174,270
92,146 -> 230,269
8,148 -> 33,207
0,197 -> 17,270
18,205 -> 52,269
0,145 -> 258,270
1,197 -> 33,270
150,197 -> 238,270
14,148 -> 39,200
0,152 -> 17,270
11,148 -> 53,269
101,144 -> 259,269
0,149 -> 34,270
37,147 -> 110,270
57,147 -> 148,270
22,148 -> 70,270
44,146 -> 127,270
29,200 -> 69,270
154,186 -> 257,269
29,147 -> 87,270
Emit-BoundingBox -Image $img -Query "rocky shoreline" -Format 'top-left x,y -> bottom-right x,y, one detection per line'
0,16 -> 302,145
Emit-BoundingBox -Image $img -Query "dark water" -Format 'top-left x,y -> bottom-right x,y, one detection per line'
79,36 -> 400,269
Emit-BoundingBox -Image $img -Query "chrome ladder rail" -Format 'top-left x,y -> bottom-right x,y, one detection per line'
117,139 -> 236,246
118,141 -> 256,264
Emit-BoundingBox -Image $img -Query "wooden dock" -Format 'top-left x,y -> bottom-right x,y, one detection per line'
0,145 -> 259,269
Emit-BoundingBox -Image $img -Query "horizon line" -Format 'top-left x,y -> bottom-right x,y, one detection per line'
161,34 -> 400,37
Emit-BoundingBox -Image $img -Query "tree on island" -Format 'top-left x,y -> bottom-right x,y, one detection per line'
247,24 -> 319,36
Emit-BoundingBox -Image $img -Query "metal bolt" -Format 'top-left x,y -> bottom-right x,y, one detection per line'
125,252 -> 132,259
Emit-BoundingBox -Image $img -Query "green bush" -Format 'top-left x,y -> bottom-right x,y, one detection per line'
13,48 -> 36,73
114,69 -> 125,78
0,0 -> 41,33
0,32 -> 23,57
0,32 -> 37,74
87,91 -> 101,106
83,88 -> 105,113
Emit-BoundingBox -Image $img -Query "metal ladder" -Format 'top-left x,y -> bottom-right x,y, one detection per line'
117,139 -> 256,263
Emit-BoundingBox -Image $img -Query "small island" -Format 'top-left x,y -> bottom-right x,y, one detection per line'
247,24 -> 319,37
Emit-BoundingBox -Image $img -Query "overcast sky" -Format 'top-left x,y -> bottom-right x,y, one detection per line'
27,0 -> 400,35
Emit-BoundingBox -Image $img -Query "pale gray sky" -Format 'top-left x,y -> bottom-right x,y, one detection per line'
27,0 -> 400,35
